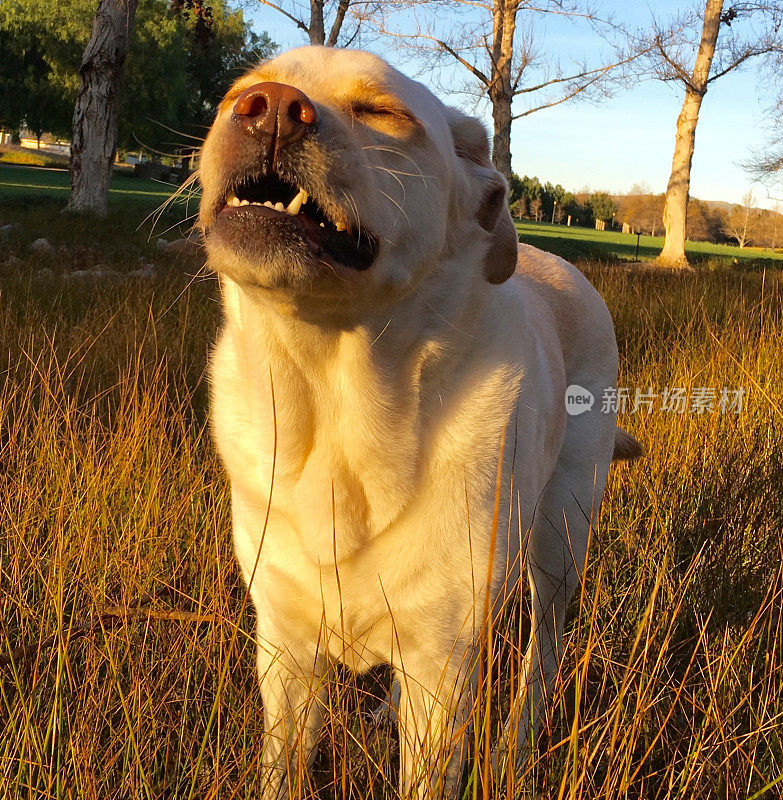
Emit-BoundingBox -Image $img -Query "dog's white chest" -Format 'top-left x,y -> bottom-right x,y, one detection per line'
211,325 -> 425,565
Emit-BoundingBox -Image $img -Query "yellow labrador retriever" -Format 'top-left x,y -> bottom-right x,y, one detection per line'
199,46 -> 640,799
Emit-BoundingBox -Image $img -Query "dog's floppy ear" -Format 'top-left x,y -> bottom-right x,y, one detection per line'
446,109 -> 519,284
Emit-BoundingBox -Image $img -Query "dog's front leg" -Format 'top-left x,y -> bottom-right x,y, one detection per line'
231,498 -> 327,798
396,654 -> 474,800
256,637 -> 327,800
501,421 -> 612,777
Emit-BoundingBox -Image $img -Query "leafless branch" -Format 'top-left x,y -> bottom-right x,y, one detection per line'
327,0 -> 351,45
251,0 -> 378,46
708,42 -> 783,83
512,70 -> 603,118
654,35 -> 700,91
253,0 -> 310,34
434,37 -> 491,86
512,50 -> 641,97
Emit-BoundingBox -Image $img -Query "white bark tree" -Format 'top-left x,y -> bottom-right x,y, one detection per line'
66,0 -> 138,217
722,189 -> 757,247
530,195 -> 542,221
637,1 -> 783,268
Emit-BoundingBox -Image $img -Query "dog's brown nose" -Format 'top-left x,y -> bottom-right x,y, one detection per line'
232,82 -> 317,146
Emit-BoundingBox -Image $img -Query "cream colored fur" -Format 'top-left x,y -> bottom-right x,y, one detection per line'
199,46 -> 638,800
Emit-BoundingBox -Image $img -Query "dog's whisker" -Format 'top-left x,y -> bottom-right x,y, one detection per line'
315,256 -> 351,286
339,188 -> 366,250
366,164 -> 434,181
154,213 -> 200,239
370,318 -> 393,347
141,169 -> 202,240
423,302 -> 474,338
361,146 -> 429,187
147,118 -> 207,143
378,189 -> 410,229
365,164 -> 407,204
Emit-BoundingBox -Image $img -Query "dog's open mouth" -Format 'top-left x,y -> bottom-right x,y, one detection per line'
217,172 -> 378,271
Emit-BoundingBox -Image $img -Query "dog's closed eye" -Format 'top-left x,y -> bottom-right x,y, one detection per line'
349,100 -> 399,117
347,98 -> 422,135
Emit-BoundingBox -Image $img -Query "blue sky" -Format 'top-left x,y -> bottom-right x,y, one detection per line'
242,1 -> 781,209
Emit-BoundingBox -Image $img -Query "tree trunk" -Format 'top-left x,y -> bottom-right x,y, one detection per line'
488,0 -> 517,186
65,0 -> 138,217
490,89 -> 513,185
656,0 -> 722,268
326,0 -> 350,46
309,0 -> 325,44
657,88 -> 705,267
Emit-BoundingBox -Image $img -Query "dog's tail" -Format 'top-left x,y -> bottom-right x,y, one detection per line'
612,427 -> 644,461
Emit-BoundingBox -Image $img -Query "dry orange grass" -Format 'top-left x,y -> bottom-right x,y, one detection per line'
1,248 -> 781,799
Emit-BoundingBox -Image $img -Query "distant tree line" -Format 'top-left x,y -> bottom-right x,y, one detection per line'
615,186 -> 724,242
616,187 -> 783,248
511,175 -> 783,249
508,173 -> 618,229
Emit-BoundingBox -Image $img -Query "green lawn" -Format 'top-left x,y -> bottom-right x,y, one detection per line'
0,164 -> 198,253
516,219 -> 783,268
0,163 -> 178,211
0,147 -> 69,169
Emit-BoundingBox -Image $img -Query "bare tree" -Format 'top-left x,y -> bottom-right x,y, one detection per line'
66,0 -> 138,217
378,1 -> 641,185
745,93 -> 783,184
755,203 -> 783,247
637,1 -> 783,268
723,189 -> 758,247
253,0 -> 375,45
510,197 -> 527,218
618,187 -> 665,236
530,195 -> 542,221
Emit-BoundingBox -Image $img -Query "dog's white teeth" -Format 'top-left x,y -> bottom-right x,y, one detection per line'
335,221 -> 347,232
285,189 -> 308,215
227,188 -> 310,215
